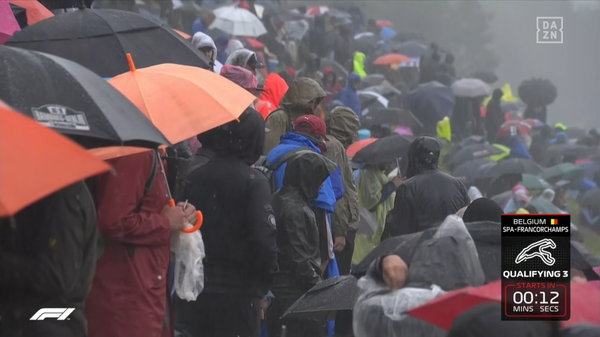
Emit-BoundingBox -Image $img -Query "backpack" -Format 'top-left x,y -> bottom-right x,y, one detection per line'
254,147 -> 314,193
91,150 -> 158,260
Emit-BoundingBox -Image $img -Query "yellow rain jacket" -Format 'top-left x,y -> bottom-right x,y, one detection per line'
352,165 -> 395,264
353,52 -> 367,78
437,116 -> 451,142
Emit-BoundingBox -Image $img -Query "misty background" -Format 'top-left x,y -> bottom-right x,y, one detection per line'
356,0 -> 600,127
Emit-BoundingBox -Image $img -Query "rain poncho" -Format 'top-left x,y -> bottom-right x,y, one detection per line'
263,77 -> 326,154
353,51 -> 367,78
256,73 -> 289,120
354,215 -> 485,337
497,136 -> 532,160
353,165 -> 396,264
325,107 -> 361,237
225,48 -> 257,68
338,73 -> 361,115
220,65 -> 258,92
191,32 -> 217,67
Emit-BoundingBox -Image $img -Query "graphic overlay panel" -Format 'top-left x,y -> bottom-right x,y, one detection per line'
501,214 -> 571,321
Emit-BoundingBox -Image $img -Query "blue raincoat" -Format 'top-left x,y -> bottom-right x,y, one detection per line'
338,73 -> 362,116
498,136 -> 532,160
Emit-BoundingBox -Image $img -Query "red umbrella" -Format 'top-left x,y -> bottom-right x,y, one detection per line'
347,138 -> 377,157
497,120 -> 532,138
408,281 -> 600,330
407,281 -> 501,330
373,53 -> 412,66
376,20 -> 393,28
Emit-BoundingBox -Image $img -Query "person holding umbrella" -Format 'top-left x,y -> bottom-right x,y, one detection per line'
85,151 -> 198,337
382,136 -> 470,238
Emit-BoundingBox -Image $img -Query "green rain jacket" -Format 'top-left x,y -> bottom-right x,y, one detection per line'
352,165 -> 396,264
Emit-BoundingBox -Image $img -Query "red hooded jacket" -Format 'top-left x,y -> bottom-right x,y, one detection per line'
256,73 -> 289,119
85,151 -> 173,337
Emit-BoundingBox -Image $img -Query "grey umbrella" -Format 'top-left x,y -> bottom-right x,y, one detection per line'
282,276 -> 359,321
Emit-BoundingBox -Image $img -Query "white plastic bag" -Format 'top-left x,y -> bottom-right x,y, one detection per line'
353,276 -> 446,337
171,228 -> 205,301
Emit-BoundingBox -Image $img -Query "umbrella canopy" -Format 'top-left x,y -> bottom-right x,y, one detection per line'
408,281 -> 599,329
305,5 -> 329,16
9,0 -> 53,26
406,81 -> 455,132
546,144 -> 599,161
520,174 -> 552,191
448,143 -> 503,167
376,20 -> 393,27
564,127 -> 587,139
109,55 -> 256,144
470,70 -> 498,84
393,40 -> 427,58
357,207 -> 379,235
484,158 -> 543,177
352,135 -> 412,165
451,78 -> 491,98
0,0 -> 20,44
490,190 -> 512,207
361,108 -> 423,132
10,3 -> 27,28
451,158 -> 493,182
358,91 -> 388,115
407,281 -> 501,329
6,8 -> 209,78
541,163 -> 584,184
240,36 -> 264,50
210,5 -> 266,37
320,58 -> 348,80
0,46 -> 169,148
359,74 -> 386,89
347,138 -> 377,157
373,53 -> 411,66
0,101 -> 111,217
353,222 -> 502,282
282,276 -> 359,321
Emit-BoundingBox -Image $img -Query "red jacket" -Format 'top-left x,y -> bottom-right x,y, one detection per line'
257,73 -> 289,119
85,151 -> 172,337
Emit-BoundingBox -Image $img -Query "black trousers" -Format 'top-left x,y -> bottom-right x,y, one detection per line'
266,296 -> 325,337
175,293 -> 261,337
334,230 -> 356,337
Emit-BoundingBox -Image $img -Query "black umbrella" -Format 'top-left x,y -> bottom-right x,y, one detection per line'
6,8 -> 209,78
282,276 -> 359,321
490,190 -> 512,207
393,40 -> 427,58
10,3 -> 28,29
448,143 -> 503,167
452,158 -> 493,181
0,46 -> 169,149
564,127 -> 587,139
320,58 -> 348,81
352,135 -> 412,165
546,144 -> 599,161
361,108 -> 423,132
484,158 -> 543,177
470,70 -> 498,84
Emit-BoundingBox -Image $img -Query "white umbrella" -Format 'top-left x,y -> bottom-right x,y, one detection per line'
451,78 -> 492,98
210,5 -> 267,37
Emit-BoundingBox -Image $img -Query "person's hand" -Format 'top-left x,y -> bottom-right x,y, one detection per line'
333,236 -> 346,252
382,255 -> 408,290
392,175 -> 403,188
178,202 -> 197,225
162,204 -> 186,231
260,299 -> 269,320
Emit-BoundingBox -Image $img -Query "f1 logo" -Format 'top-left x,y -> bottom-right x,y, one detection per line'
30,308 -> 75,320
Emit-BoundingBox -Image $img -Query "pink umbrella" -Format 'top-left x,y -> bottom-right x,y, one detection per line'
395,125 -> 414,136
0,0 -> 20,45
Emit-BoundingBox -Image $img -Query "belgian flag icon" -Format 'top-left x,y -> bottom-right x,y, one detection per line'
551,219 -> 559,225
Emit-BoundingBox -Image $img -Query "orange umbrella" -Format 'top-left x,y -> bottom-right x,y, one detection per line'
173,29 -> 191,39
109,54 -> 256,144
373,53 -> 412,66
9,0 -> 53,25
347,138 -> 378,157
376,20 -> 393,28
89,146 -> 150,161
0,101 -> 111,217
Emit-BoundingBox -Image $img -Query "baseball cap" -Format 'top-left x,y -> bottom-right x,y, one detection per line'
293,115 -> 329,141
246,52 -> 266,69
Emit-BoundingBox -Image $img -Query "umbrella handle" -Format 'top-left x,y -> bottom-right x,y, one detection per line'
168,199 -> 203,233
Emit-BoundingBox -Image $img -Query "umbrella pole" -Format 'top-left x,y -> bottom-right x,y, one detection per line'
156,150 -> 174,200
